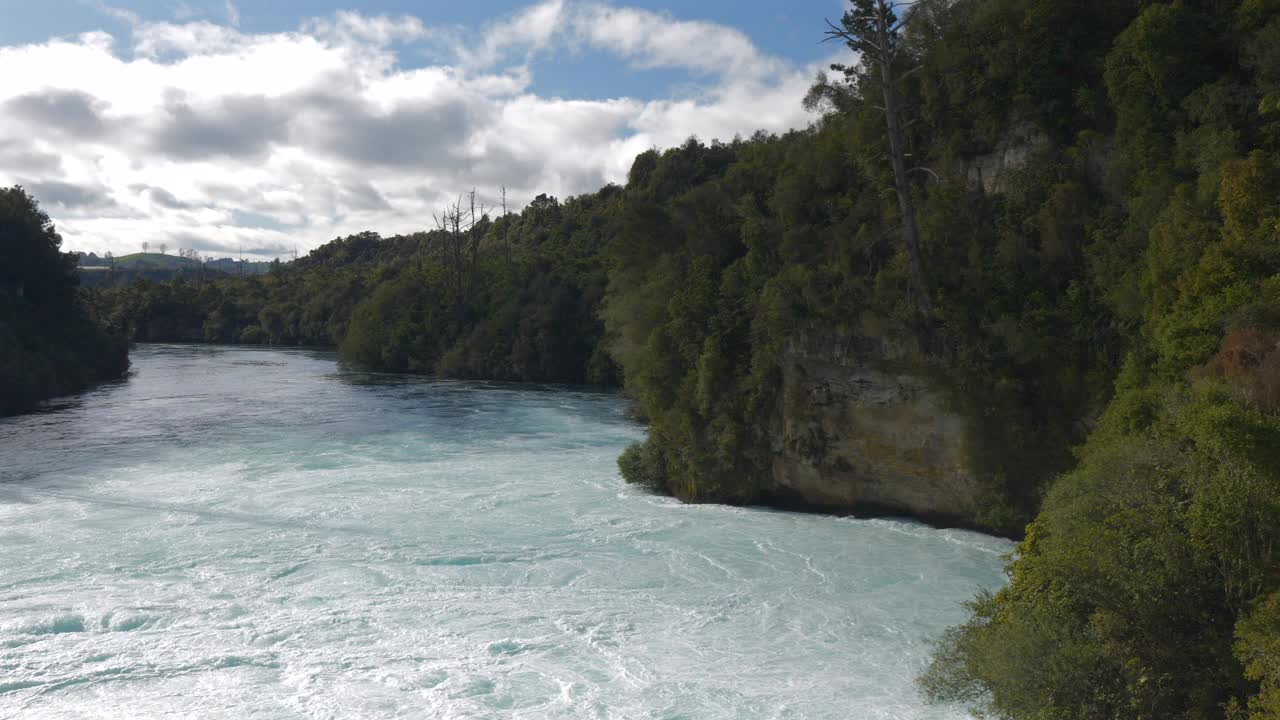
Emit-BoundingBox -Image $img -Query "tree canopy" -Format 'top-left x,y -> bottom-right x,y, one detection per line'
1,186 -> 128,414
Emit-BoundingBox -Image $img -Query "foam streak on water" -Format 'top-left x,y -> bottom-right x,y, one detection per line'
0,344 -> 1009,719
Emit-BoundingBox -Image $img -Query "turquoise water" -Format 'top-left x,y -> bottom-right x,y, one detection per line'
0,344 -> 1009,719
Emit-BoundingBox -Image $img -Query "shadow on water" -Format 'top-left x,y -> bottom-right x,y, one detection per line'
328,366 -> 631,427
0,343 -> 638,507
0,478 -> 42,506
7,373 -> 134,419
331,366 -> 623,397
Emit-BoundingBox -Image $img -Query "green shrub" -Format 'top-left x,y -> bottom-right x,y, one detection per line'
239,325 -> 267,344
617,439 -> 666,492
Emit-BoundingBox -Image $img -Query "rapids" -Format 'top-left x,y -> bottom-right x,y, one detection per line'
0,344 -> 1009,719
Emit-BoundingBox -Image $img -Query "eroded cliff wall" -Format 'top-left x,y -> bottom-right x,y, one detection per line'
764,332 -> 981,524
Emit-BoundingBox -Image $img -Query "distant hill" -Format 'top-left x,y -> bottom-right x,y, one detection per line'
75,252 -> 281,287
109,252 -> 201,270
204,257 -> 277,276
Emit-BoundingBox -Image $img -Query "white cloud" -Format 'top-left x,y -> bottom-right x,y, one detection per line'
133,20 -> 246,57
570,4 -> 786,77
301,11 -> 429,47
89,1 -> 141,28
452,0 -> 567,69
224,0 -> 240,28
0,2 -> 841,259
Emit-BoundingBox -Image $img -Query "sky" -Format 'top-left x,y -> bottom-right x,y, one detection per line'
0,0 -> 853,259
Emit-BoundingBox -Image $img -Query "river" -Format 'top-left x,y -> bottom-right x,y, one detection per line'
0,344 -> 1009,719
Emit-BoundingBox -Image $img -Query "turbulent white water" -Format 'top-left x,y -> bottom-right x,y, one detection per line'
0,344 -> 1009,719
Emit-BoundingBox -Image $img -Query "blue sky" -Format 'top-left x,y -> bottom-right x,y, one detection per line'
0,1 -> 852,258
5,1 -> 843,99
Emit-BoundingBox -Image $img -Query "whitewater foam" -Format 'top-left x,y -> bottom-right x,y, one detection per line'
0,344 -> 1011,719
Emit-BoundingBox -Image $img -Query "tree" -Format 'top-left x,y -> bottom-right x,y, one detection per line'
0,186 -> 76,303
432,190 -> 490,309
825,0 -> 933,328
433,194 -> 468,307
0,186 -> 129,413
466,189 -> 489,303
159,242 -> 167,255
142,241 -> 149,254
500,185 -> 512,267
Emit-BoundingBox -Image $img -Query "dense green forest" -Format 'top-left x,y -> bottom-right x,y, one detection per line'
84,0 -> 1280,715
881,0 -> 1279,718
1,186 -> 129,414
92,189 -> 619,385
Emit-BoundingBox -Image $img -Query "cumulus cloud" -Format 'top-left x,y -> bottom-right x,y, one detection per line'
301,11 -> 429,47
0,141 -> 63,175
570,4 -> 786,77
451,0 -> 567,69
23,180 -> 115,210
0,1 -> 843,259
5,89 -> 108,138
147,187 -> 192,210
150,94 -> 290,160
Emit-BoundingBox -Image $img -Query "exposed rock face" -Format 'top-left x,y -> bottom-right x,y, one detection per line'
766,331 -> 981,524
965,120 -> 1051,194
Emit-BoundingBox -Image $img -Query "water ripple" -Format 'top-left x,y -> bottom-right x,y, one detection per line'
0,344 -> 1010,719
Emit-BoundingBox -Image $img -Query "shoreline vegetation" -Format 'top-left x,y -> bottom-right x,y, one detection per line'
1,186 -> 129,416
5,0 -> 1280,716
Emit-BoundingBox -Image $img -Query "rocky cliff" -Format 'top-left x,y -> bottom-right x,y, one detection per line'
764,331 -> 983,526
753,122 -> 1097,529
963,120 -> 1051,194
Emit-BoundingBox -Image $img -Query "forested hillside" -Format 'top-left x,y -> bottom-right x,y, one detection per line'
90,0 -> 1280,714
94,190 -> 620,385
880,0 -> 1279,718
1,187 -> 129,414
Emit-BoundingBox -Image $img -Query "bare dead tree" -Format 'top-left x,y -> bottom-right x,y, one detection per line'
434,197 -> 459,297
467,188 -> 486,303
468,190 -> 479,277
825,0 -> 934,326
500,185 -> 511,268
465,188 -> 481,299
430,189 -> 499,311
434,194 -> 470,307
